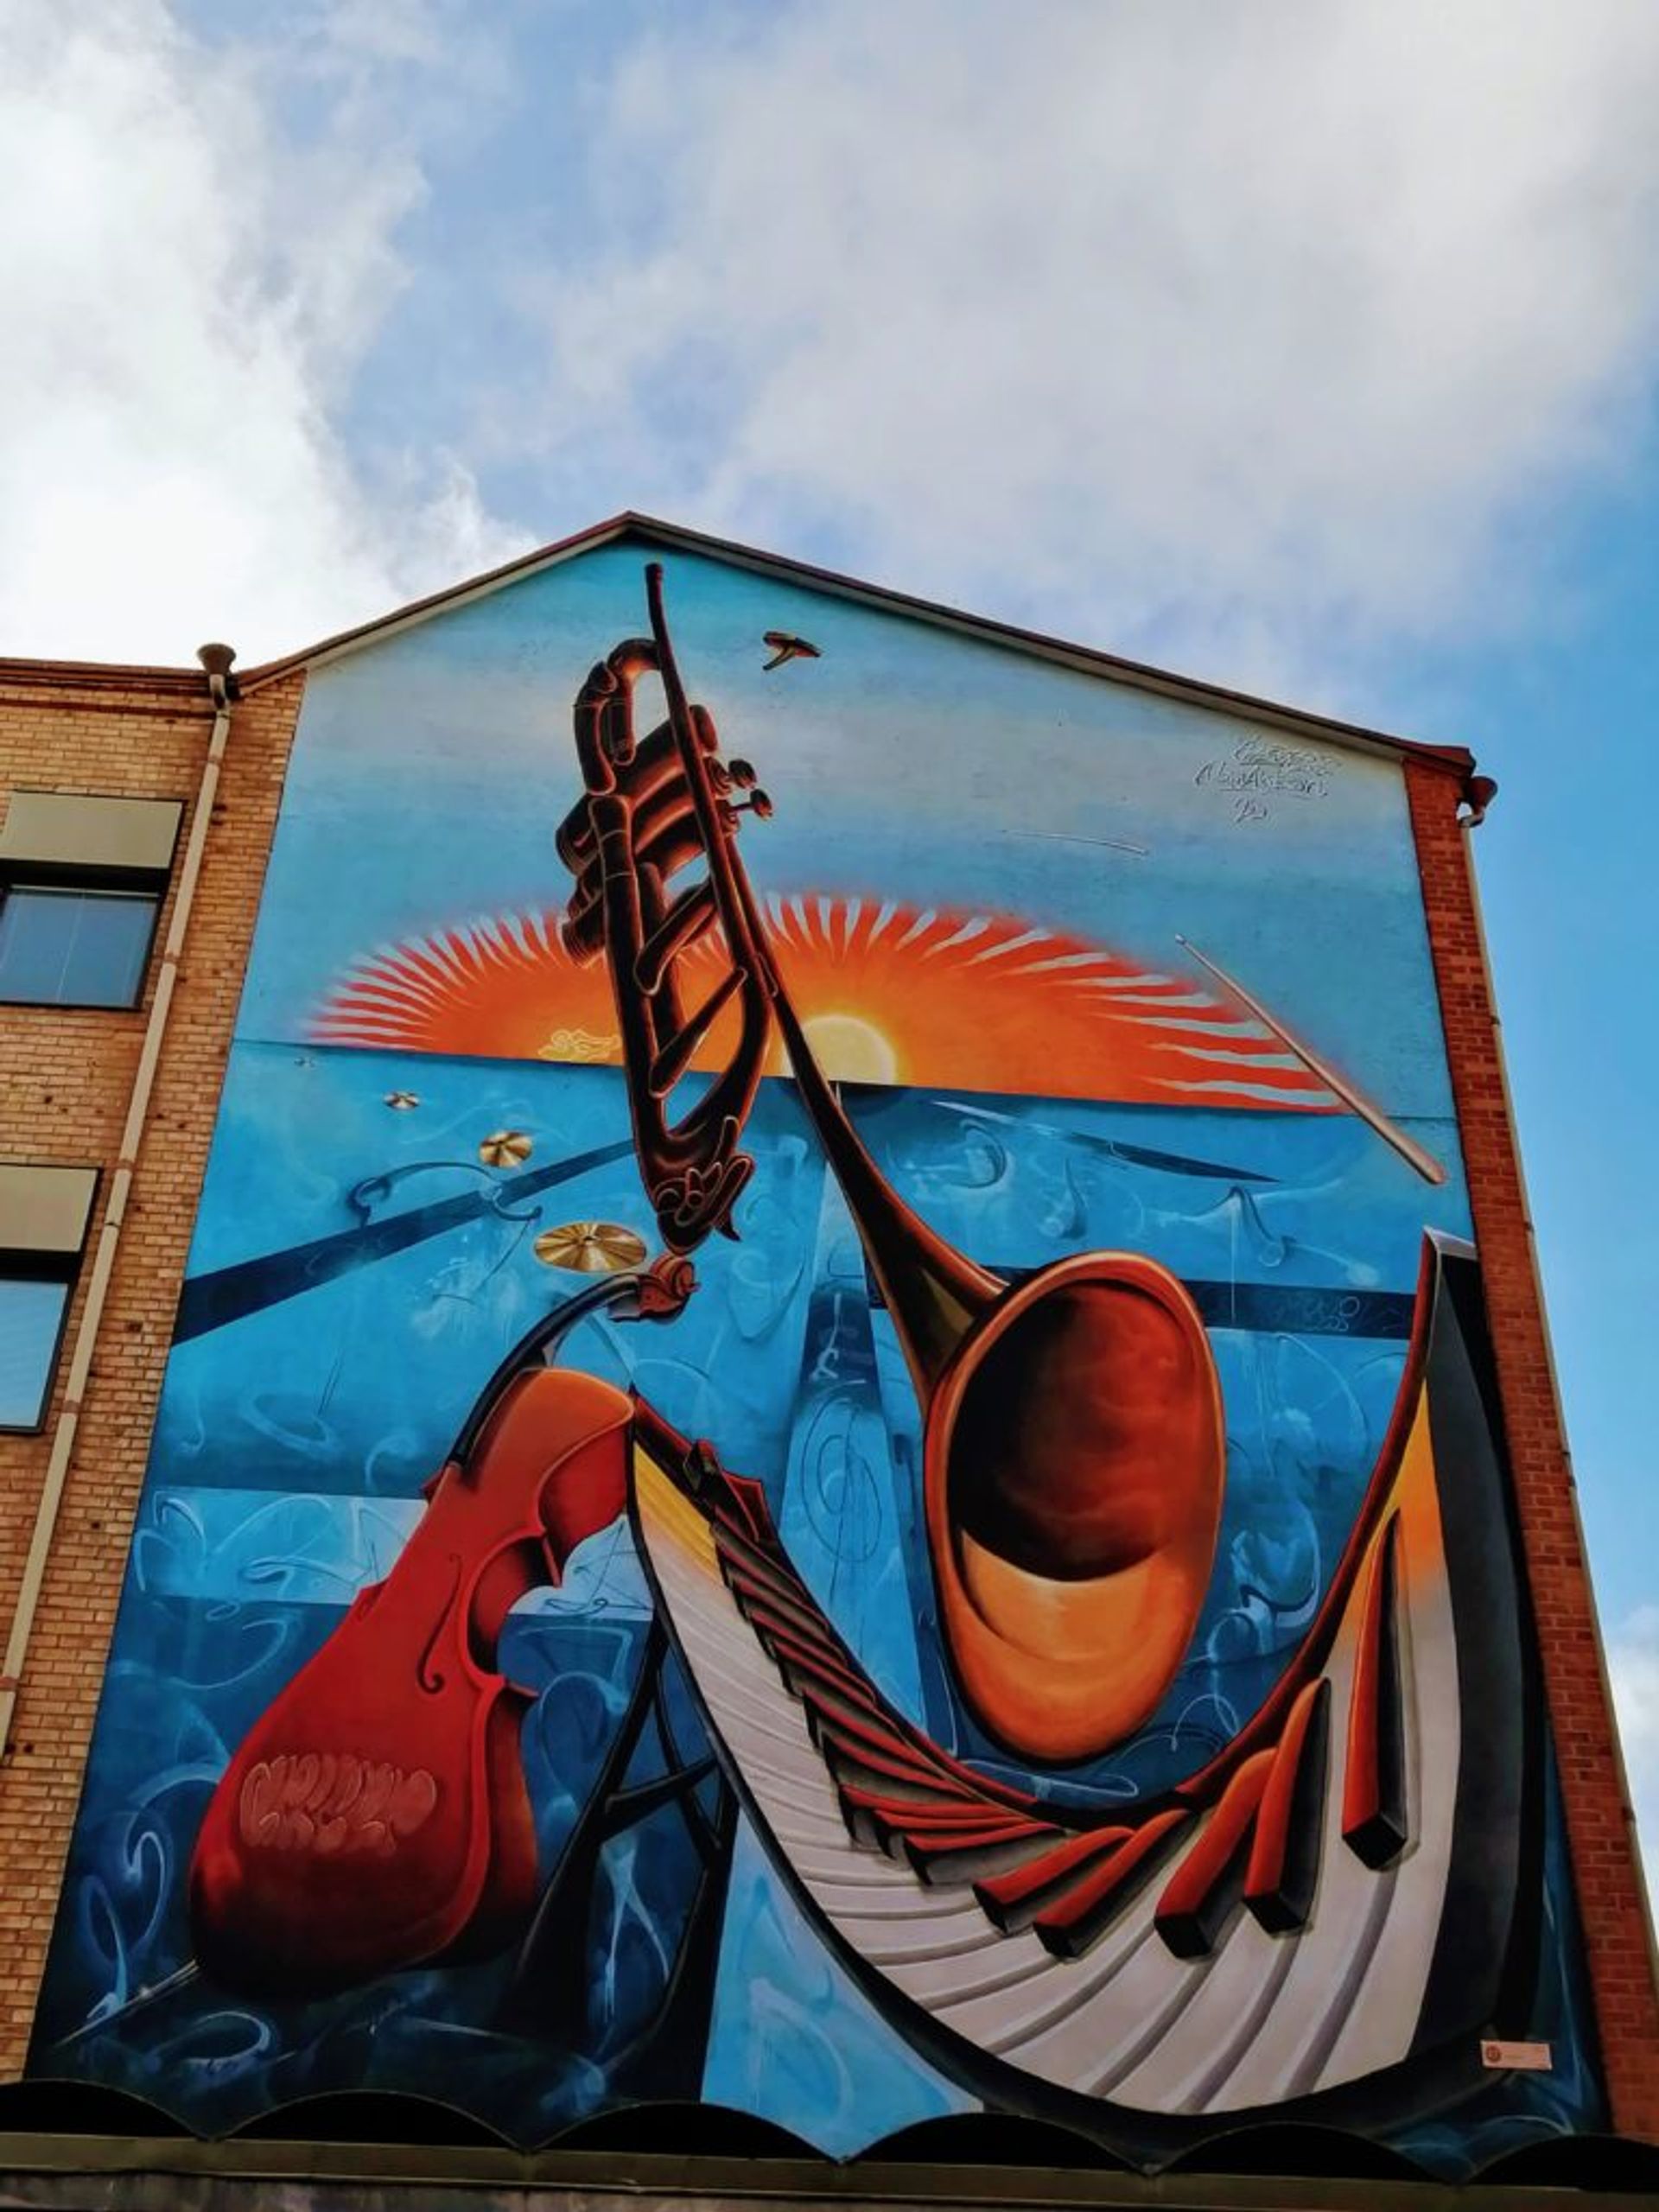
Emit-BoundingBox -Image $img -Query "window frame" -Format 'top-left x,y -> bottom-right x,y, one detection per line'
0,1249 -> 79,1435
0,855 -> 168,1013
0,1161 -> 97,1436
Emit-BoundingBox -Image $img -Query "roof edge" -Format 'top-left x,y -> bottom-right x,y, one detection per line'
0,654 -> 206,691
649,517 -> 1477,777
3,513 -> 1475,782
237,512 -> 639,692
240,511 -> 1474,778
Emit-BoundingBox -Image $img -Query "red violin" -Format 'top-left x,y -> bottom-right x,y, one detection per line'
188,1262 -> 690,1999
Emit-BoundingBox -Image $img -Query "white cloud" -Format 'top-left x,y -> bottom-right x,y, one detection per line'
1607,1608 -> 1659,1909
9,3 -> 1659,696
527,0 -> 1659,701
0,0 -> 530,666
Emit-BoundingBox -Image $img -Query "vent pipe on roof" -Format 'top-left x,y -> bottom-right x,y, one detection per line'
1459,772 -> 1498,829
196,640 -> 238,709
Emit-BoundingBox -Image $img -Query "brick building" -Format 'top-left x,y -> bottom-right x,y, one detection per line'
0,515 -> 1654,2208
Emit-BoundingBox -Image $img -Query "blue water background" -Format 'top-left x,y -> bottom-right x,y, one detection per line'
31,1038 -> 1503,2150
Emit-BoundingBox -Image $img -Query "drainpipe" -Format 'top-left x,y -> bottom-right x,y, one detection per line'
0,642 -> 237,1758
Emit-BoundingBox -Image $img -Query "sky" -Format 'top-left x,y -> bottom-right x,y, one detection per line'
3,0 -> 1658,1891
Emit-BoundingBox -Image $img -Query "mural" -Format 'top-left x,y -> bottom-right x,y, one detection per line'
30,542 -> 1605,2175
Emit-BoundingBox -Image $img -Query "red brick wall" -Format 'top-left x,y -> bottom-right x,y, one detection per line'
1407,754 -> 1659,2138
0,661 -> 304,2074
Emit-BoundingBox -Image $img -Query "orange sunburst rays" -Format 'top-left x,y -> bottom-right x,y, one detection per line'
309,894 -> 1337,1111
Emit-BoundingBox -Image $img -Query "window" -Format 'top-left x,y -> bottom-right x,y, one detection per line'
0,884 -> 158,1008
0,1164 -> 96,1433
0,1269 -> 73,1429
0,791 -> 181,1011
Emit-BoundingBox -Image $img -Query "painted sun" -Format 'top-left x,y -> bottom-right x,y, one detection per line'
310,893 -> 1335,1112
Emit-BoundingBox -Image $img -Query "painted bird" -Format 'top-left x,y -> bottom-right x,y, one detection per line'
762,631 -> 821,671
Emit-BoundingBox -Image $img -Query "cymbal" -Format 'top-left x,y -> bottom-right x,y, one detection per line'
533,1220 -> 649,1274
479,1128 -> 533,1168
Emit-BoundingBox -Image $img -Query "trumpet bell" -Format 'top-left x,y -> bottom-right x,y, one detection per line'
924,1251 -> 1225,1765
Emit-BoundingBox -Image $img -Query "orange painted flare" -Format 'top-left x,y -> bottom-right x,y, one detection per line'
313,897 -> 1337,1112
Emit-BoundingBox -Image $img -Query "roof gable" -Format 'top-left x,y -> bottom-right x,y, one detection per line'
233,512 -> 1474,782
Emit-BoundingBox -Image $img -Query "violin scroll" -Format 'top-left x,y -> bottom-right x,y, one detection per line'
616,1251 -> 698,1320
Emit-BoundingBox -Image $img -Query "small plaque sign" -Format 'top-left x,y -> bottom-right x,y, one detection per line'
1481,2039 -> 1553,2072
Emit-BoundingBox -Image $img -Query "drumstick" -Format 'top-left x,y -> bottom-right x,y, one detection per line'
1176,937 -> 1447,1187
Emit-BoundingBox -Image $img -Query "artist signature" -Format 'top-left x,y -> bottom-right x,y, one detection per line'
1197,735 -> 1337,822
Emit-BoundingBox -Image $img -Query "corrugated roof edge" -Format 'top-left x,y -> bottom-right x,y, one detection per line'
0,512 -> 1478,782
238,511 -> 1477,780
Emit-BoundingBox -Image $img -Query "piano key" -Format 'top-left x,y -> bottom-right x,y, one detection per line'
1033,1810 -> 1190,1959
976,1825 -> 1135,1934
1154,1751 -> 1274,1959
1243,1676 -> 1331,1935
1343,1514 -> 1408,1868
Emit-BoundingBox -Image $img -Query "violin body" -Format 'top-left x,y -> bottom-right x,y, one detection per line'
189,1369 -> 632,1998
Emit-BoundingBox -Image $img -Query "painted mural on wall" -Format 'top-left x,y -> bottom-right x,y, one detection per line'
31,541 -> 1604,2175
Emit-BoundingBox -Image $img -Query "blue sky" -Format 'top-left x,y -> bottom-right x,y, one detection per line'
3,0 -> 1658,1877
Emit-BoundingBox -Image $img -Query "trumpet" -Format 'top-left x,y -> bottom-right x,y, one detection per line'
558,565 -> 1225,1764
